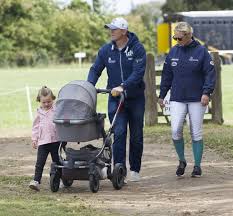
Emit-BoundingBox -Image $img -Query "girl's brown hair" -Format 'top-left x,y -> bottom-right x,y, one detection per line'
36,86 -> 56,102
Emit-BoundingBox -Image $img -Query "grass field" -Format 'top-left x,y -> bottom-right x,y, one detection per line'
0,64 -> 108,130
0,64 -> 233,130
0,175 -> 117,216
221,65 -> 233,124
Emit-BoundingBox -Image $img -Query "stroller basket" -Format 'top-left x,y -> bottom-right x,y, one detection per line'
65,144 -> 100,162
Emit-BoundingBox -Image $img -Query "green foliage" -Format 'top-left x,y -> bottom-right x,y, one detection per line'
93,0 -> 101,14
68,0 -> 91,12
131,2 -> 161,28
0,0 -> 112,66
126,15 -> 155,53
0,0 -> 57,66
52,10 -> 108,63
0,0 -> 157,67
129,2 -> 162,53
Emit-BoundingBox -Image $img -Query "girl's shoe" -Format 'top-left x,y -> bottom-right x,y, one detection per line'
29,180 -> 40,191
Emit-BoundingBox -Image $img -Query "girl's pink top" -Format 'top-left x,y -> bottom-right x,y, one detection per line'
32,105 -> 58,145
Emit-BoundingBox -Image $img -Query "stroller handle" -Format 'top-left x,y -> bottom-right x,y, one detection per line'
96,88 -> 111,94
96,88 -> 125,101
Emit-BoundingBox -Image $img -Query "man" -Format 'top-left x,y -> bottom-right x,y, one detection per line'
158,22 -> 216,177
87,17 -> 146,182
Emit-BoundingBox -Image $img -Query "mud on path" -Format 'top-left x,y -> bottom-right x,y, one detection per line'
1,136 -> 233,216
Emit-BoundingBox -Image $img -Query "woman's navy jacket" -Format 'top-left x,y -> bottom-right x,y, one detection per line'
87,32 -> 146,99
159,39 -> 216,102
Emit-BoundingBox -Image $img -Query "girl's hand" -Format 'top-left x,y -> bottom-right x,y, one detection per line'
32,141 -> 38,149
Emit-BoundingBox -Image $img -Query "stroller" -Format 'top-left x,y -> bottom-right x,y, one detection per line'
50,80 -> 126,193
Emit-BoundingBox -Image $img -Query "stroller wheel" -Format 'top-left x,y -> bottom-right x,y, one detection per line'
50,172 -> 60,192
89,174 -> 99,193
112,163 -> 125,190
62,178 -> 73,187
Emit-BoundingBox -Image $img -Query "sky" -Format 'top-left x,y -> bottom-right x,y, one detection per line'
56,0 -> 165,14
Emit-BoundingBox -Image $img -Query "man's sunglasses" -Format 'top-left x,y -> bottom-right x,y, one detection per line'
172,34 -> 187,41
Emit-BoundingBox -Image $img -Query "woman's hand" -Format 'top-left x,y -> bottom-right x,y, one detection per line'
158,98 -> 165,108
201,94 -> 210,106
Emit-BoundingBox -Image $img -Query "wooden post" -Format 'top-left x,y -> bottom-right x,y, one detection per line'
144,53 -> 158,126
211,52 -> 224,124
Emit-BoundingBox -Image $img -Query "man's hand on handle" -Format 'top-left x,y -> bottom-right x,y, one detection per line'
111,86 -> 124,97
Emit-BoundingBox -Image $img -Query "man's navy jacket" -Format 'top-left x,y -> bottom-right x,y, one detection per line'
88,32 -> 146,99
159,39 -> 216,102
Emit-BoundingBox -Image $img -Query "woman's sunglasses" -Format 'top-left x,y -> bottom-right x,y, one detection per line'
172,34 -> 187,41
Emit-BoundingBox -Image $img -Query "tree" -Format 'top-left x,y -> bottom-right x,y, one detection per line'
68,0 -> 91,12
131,2 -> 161,29
0,0 -> 58,66
0,0 -> 159,66
100,0 -> 117,15
126,15 -> 155,54
93,0 -> 101,14
129,2 -> 163,54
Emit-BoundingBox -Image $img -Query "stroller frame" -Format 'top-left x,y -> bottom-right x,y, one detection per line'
50,89 -> 126,193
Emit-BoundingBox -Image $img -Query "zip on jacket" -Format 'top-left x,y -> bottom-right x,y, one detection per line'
119,50 -> 124,82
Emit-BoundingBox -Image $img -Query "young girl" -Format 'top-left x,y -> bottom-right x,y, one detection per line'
29,86 -> 60,191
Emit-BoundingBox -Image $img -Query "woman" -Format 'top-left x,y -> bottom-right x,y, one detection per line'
158,22 -> 216,177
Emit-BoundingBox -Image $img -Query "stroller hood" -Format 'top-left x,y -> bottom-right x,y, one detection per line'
54,80 -> 97,121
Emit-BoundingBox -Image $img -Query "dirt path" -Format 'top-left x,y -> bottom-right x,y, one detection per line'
1,136 -> 233,216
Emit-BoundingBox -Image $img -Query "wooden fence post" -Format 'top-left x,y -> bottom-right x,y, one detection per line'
211,52 -> 224,124
144,53 -> 158,126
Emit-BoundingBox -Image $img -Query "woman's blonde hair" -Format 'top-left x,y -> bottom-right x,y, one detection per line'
36,86 -> 56,102
174,22 -> 193,34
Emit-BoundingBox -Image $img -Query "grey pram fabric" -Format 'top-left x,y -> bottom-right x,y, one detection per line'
54,80 -> 97,121
54,80 -> 105,142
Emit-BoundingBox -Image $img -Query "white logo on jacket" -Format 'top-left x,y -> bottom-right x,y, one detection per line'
171,61 -> 177,66
171,58 -> 179,61
189,56 -> 199,62
108,57 -> 116,63
125,50 -> 133,57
